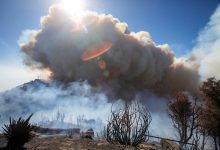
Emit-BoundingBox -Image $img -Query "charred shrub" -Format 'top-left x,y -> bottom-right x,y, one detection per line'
105,101 -> 151,147
3,114 -> 34,149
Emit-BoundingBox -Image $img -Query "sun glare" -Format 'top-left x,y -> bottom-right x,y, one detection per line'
61,0 -> 85,16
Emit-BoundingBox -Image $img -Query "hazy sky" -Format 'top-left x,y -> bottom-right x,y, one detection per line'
0,0 -> 219,91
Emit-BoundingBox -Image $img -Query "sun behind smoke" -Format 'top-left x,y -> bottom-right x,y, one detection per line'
61,0 -> 85,16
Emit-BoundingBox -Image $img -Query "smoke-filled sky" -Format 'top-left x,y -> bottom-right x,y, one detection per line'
0,0 -> 220,92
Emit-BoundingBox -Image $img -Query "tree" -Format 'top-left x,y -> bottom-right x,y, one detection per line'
200,77 -> 220,107
191,120 -> 207,150
105,101 -> 151,147
200,77 -> 220,150
168,92 -> 200,148
199,107 -> 219,150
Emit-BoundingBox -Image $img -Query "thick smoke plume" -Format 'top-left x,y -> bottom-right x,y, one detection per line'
20,5 -> 199,99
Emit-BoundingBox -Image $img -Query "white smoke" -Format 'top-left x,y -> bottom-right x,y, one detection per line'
0,80 -> 111,132
192,4 -> 220,80
0,80 -> 174,137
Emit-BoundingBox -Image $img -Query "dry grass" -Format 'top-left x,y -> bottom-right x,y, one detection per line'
0,135 -> 134,150
0,134 -> 158,150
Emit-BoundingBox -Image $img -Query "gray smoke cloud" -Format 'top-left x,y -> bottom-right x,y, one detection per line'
20,5 -> 199,99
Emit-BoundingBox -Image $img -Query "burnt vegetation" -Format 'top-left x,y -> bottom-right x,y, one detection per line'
167,77 -> 220,150
105,101 -> 152,147
168,92 -> 202,149
200,77 -> 220,150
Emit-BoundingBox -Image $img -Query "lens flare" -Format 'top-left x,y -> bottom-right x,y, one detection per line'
81,42 -> 112,61
98,60 -> 106,70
